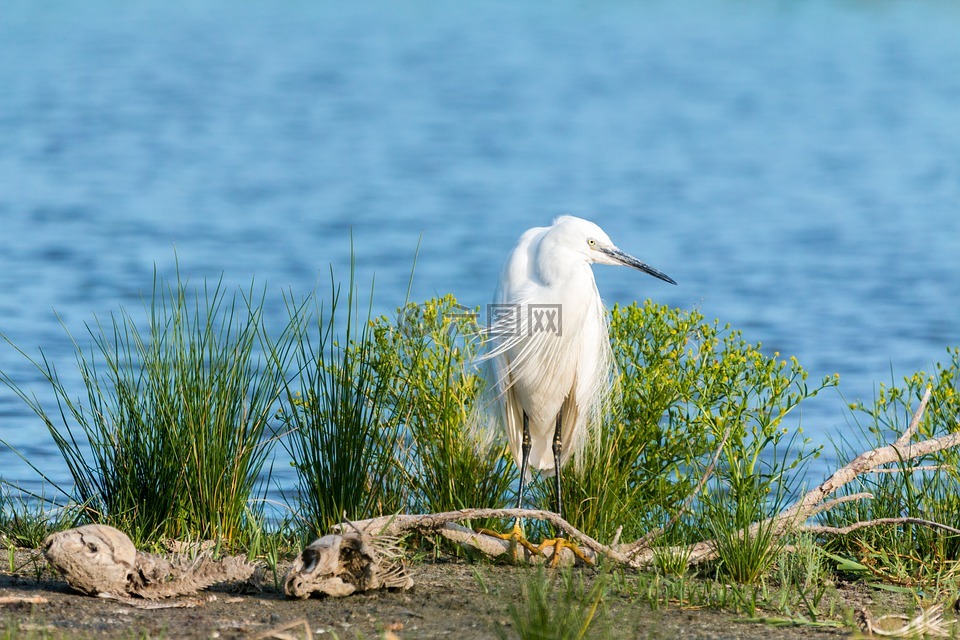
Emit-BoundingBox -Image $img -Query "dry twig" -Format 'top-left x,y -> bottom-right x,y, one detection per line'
801,517 -> 960,537
254,619 -> 313,640
0,596 -> 49,605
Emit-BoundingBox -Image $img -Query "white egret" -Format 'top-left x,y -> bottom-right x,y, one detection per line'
483,215 -> 676,561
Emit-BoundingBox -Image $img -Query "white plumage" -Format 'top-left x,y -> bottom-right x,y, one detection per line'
484,215 -> 676,516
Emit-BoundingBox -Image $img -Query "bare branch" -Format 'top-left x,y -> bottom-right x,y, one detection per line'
630,395 -> 957,567
333,392 -> 960,572
778,394 -> 949,527
336,508 -> 630,565
801,517 -> 960,537
806,492 -> 873,518
894,386 -> 932,448
866,465 -> 946,474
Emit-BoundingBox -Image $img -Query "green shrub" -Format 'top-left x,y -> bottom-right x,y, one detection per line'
535,301 -> 835,547
369,296 -> 516,518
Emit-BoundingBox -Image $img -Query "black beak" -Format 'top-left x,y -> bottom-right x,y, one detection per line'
601,247 -> 677,285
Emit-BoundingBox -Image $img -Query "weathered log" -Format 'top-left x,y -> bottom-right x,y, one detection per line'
343,388 -> 960,569
43,524 -> 254,599
283,531 -> 413,599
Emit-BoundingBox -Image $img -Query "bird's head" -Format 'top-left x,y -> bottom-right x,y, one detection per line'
549,215 -> 677,285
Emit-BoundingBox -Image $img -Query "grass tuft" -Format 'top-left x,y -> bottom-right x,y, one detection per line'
1,268 -> 284,548
278,260 -> 406,538
0,484 -> 74,549
823,348 -> 960,592
500,566 -> 611,640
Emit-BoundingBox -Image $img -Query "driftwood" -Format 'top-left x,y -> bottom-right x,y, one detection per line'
43,524 -> 255,599
343,388 -> 960,568
856,603 -> 952,638
0,596 -> 49,605
283,531 -> 413,599
34,388 -> 957,605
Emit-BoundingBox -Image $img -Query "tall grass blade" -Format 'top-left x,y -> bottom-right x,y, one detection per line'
1,267 -> 284,547
279,254 -> 405,538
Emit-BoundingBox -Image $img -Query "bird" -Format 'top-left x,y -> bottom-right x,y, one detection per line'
481,215 -> 676,562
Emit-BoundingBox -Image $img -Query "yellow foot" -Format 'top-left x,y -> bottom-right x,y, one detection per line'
536,537 -> 594,567
477,523 -> 540,562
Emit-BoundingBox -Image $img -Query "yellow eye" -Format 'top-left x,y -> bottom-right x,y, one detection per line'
587,238 -> 597,247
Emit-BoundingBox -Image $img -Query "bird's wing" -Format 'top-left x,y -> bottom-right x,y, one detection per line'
499,356 -> 529,481
481,303 -> 565,478
555,383 -> 582,471
570,298 -> 614,472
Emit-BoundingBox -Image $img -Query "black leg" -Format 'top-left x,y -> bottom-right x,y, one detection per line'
476,412 -> 540,559
515,412 -> 532,524
552,410 -> 563,523
542,408 -> 593,566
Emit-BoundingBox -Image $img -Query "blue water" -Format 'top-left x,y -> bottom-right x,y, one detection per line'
2,1 -> 959,497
